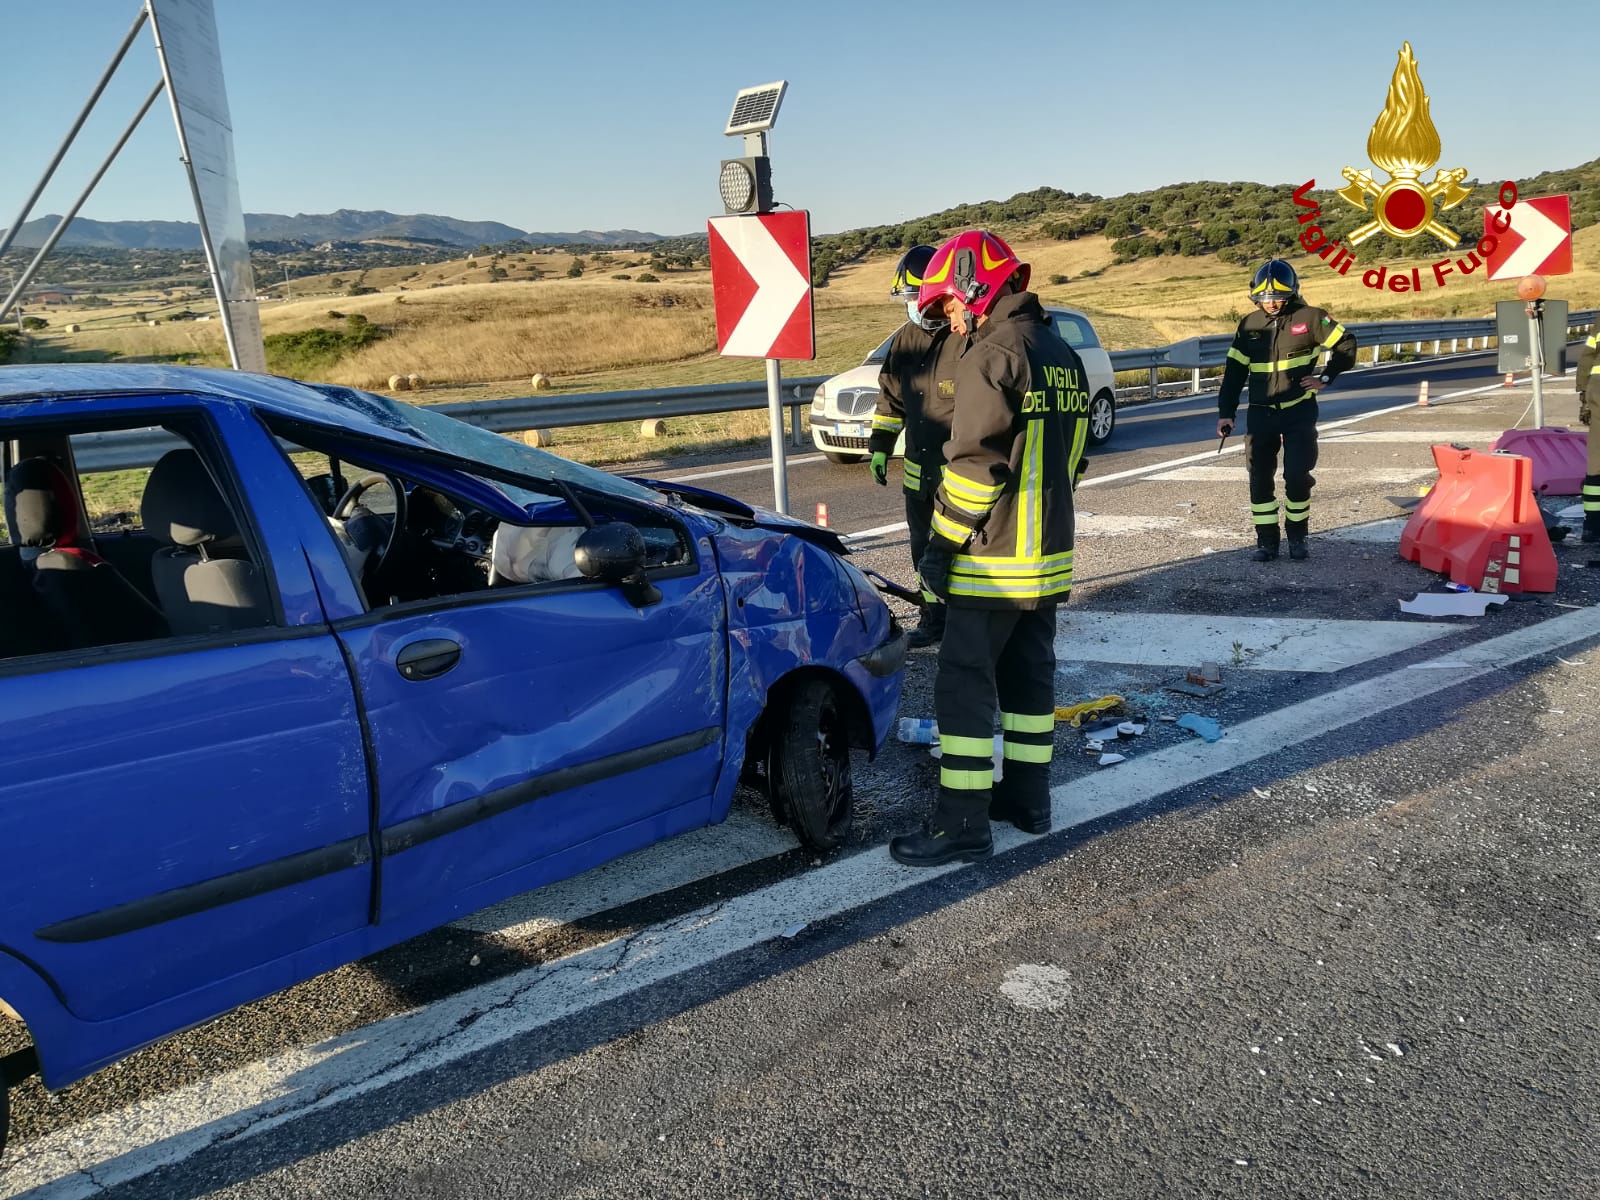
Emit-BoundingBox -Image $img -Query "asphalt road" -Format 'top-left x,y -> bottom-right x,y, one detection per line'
3,346 -> 1597,1199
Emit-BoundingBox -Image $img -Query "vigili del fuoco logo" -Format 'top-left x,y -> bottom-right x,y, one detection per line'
1291,41 -> 1519,294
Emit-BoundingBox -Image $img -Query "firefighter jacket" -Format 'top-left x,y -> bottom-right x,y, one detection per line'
1578,329 -> 1600,422
930,291 -> 1090,611
870,322 -> 962,495
1218,299 -> 1358,424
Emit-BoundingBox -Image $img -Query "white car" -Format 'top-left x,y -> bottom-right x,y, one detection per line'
809,306 -> 1119,464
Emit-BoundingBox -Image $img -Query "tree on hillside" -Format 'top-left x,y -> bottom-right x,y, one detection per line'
567,262 -> 584,278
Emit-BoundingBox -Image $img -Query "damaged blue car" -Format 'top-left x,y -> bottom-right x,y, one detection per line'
0,365 -> 906,1153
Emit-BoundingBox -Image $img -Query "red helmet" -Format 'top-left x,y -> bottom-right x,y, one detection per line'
916,230 -> 1030,321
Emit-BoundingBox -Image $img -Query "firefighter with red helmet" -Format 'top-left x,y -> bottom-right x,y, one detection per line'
1576,327 -> 1600,542
888,230 -> 1091,868
868,245 -> 964,647
1217,259 -> 1357,561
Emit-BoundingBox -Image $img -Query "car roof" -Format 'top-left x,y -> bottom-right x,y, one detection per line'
0,363 -> 430,444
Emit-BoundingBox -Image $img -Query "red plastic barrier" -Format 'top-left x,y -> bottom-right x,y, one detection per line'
1400,445 -> 1557,593
1490,427 -> 1589,496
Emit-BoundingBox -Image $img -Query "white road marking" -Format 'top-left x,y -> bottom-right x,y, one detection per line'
453,807 -> 795,937
1324,517 -> 1411,544
834,378 -> 1521,546
1055,612 -> 1452,672
1147,466 -> 1435,484
1319,430 -> 1497,445
13,604 -> 1600,1199
661,453 -> 825,483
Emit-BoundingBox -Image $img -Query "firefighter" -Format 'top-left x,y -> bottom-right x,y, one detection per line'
868,245 -> 964,647
889,230 -> 1091,868
1577,326 -> 1600,543
1216,259 -> 1358,561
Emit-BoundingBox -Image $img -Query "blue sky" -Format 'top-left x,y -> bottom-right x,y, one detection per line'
5,0 -> 1596,238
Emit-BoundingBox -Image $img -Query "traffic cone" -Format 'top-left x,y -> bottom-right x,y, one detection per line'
1504,372 -> 1515,387
815,502 -> 829,528
1417,380 -> 1430,407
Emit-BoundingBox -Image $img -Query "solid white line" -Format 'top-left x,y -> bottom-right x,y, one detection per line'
11,603 -> 1600,1199
662,454 -> 825,483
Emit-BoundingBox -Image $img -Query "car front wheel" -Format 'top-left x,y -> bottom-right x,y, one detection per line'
1087,389 -> 1116,446
767,679 -> 853,851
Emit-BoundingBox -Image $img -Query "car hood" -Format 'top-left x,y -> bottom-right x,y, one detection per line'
628,476 -> 850,556
822,363 -> 880,393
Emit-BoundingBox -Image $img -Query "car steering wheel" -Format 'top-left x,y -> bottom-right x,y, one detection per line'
333,473 -> 408,581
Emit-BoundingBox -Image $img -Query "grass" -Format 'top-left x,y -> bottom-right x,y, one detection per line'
20,223 -> 1599,470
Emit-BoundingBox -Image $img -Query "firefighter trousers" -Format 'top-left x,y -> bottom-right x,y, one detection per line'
905,478 -> 946,628
931,604 -> 1057,824
1245,412 -> 1318,547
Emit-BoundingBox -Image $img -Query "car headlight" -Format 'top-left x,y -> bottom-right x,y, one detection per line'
810,385 -> 826,414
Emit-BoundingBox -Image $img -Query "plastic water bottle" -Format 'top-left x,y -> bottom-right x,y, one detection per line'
1443,581 -> 1474,593
897,717 -> 938,744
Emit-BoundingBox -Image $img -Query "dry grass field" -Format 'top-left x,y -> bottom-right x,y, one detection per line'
20,223 -> 1599,467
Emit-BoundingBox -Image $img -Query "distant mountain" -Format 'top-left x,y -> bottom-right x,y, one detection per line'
1,209 -> 667,250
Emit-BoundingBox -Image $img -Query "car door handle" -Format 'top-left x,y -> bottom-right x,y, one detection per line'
395,638 -> 461,681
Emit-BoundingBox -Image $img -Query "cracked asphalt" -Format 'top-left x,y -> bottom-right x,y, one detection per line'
3,350 -> 1598,1198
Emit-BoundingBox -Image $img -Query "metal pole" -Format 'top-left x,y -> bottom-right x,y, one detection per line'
1529,300 -> 1546,428
0,7 -> 149,264
765,358 -> 789,514
0,80 -> 166,324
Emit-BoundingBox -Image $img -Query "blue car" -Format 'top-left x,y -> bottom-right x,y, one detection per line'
0,365 -> 905,1153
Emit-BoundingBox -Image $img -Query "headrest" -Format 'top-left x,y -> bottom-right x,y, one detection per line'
4,457 -> 82,549
140,449 -> 240,548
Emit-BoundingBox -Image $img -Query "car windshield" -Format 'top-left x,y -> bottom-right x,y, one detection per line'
863,333 -> 896,366
311,385 -> 664,508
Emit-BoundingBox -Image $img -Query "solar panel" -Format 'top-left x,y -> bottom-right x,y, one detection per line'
724,81 -> 787,136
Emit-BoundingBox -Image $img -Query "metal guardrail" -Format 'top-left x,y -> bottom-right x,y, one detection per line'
65,311 -> 1599,473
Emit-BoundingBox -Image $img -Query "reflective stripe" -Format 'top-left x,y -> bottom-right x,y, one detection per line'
1227,346 -> 1251,367
940,732 -> 996,758
1001,711 -> 1055,733
942,469 -> 1002,508
1003,741 -> 1053,764
932,509 -> 976,542
952,551 -> 1074,575
1016,417 -> 1043,560
1248,351 -> 1319,373
1320,323 -> 1347,348
1067,417 -> 1089,499
1588,334 -> 1599,349
1252,500 -> 1280,526
871,416 -> 903,432
941,765 -> 993,790
903,460 -> 922,486
947,570 -> 1074,600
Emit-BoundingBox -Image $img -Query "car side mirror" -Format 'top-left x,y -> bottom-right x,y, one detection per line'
574,522 -> 661,607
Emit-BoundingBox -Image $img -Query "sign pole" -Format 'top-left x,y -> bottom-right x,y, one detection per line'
765,357 -> 789,514
1528,299 -> 1545,427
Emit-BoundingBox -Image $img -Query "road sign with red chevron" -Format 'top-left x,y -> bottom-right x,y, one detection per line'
1484,194 -> 1572,280
708,211 -> 814,359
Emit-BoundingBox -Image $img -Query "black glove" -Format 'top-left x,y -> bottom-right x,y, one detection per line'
917,540 -> 955,603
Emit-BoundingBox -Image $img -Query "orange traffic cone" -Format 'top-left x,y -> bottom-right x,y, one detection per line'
1417,380 -> 1431,407
815,502 -> 830,528
1503,372 -> 1515,387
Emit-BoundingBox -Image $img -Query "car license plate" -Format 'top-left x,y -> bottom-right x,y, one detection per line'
840,422 -> 866,437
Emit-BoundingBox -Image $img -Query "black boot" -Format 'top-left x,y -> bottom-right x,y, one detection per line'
991,762 -> 1051,835
1287,538 -> 1309,560
906,602 -> 946,649
1584,516 -> 1600,545
1250,543 -> 1279,562
889,787 -> 992,867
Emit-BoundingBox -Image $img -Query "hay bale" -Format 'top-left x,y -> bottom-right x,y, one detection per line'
530,373 -> 551,390
639,418 -> 666,438
407,373 -> 423,390
64,323 -> 80,333
148,320 -> 159,326
522,428 -> 556,448
388,374 -> 409,391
